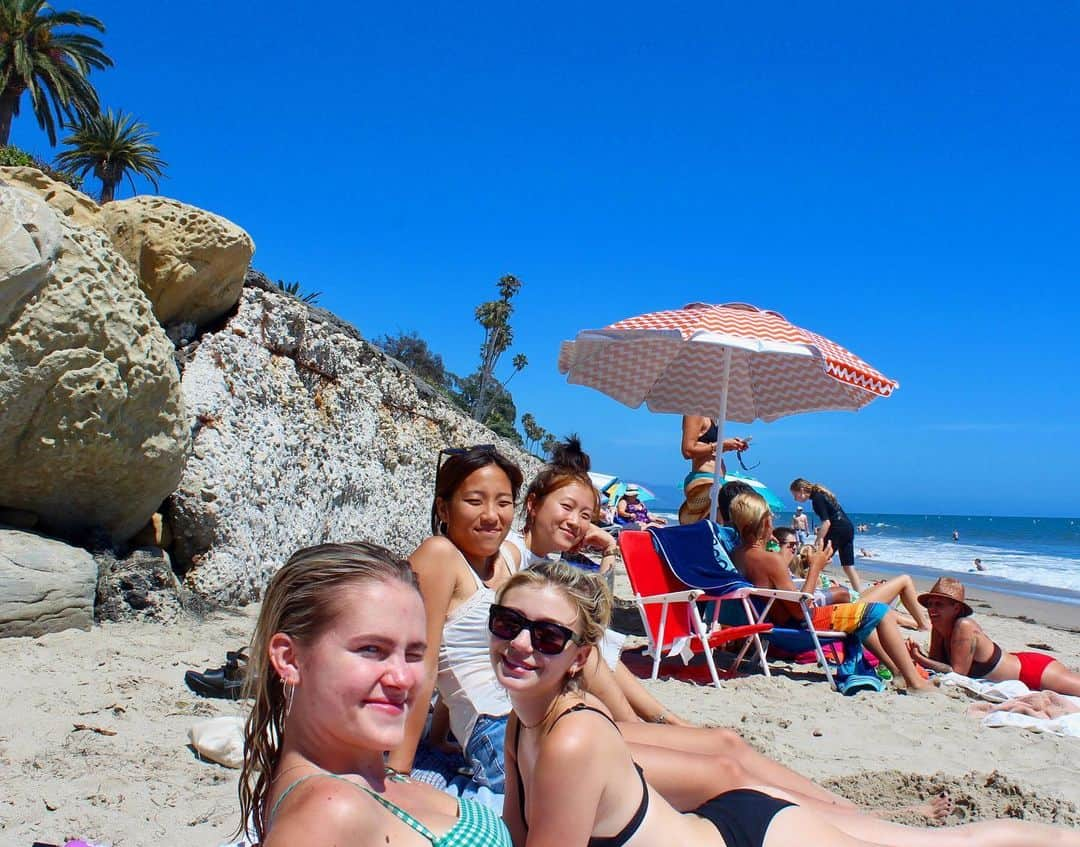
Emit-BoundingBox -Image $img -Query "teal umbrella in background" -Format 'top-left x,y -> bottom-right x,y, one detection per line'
607,481 -> 657,504
722,471 -> 785,514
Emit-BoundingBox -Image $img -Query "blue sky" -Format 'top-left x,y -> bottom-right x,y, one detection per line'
11,2 -> 1080,517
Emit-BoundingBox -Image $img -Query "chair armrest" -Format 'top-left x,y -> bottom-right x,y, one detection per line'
636,589 -> 702,604
746,587 -> 814,603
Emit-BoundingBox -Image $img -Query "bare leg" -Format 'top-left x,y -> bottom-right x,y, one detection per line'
860,576 -> 930,630
866,611 -> 934,691
619,721 -> 856,809
1041,660 -> 1080,696
760,786 -> 1080,847
581,650 -> 637,722
612,662 -> 691,725
843,564 -> 864,593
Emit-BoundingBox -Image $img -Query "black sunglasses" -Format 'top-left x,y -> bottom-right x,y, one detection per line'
782,541 -> 799,549
488,604 -> 582,655
437,444 -> 496,471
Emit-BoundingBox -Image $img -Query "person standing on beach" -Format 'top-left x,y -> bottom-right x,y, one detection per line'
789,478 -> 863,592
792,507 -> 810,545
678,416 -> 749,524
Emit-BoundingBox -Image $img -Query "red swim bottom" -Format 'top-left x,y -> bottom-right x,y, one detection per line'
1013,651 -> 1055,690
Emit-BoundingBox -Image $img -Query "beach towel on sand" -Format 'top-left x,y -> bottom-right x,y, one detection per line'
940,673 -> 1080,737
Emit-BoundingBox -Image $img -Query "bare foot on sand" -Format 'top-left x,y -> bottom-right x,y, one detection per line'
872,790 -> 953,824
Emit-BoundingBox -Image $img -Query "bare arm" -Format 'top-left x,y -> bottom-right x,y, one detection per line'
616,498 -> 631,519
521,717 -> 610,847
681,416 -> 714,461
387,538 -> 457,773
502,716 -> 528,847
263,779 -> 381,847
945,620 -> 981,677
801,541 -> 834,595
908,630 -> 954,674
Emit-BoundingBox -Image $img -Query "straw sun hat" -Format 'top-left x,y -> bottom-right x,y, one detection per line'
678,476 -> 713,525
917,576 -> 973,617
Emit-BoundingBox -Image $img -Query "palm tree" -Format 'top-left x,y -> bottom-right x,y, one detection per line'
55,108 -> 166,202
0,0 -> 111,146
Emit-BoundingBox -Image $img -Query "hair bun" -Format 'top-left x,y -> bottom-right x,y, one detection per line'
550,434 -> 591,472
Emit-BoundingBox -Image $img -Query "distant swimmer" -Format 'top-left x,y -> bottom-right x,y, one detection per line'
973,557 -> 985,571
858,548 -> 876,558
953,530 -> 960,542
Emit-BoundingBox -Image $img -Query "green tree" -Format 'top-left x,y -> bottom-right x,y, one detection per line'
471,274 -> 527,423
55,108 -> 165,202
520,412 -> 548,455
541,433 -> 559,456
0,0 -> 111,146
375,330 -> 450,391
455,371 -> 523,445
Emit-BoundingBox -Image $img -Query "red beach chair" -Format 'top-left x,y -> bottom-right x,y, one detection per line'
618,530 -> 773,688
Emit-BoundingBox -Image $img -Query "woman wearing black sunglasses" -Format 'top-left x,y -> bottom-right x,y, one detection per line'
494,561 -> 1080,847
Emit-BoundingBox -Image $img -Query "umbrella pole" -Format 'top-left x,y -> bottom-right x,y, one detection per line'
708,347 -> 732,523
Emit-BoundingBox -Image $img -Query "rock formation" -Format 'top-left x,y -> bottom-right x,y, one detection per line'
100,196 -> 255,327
0,184 -> 190,542
0,528 -> 97,637
168,278 -> 541,604
0,165 -> 101,229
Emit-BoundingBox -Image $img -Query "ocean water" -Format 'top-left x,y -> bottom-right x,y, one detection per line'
649,508 -> 1080,598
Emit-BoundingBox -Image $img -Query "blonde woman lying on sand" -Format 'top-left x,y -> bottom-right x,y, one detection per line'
391,440 -> 947,821
237,542 -> 512,847
497,560 -> 1080,847
908,576 -> 1080,696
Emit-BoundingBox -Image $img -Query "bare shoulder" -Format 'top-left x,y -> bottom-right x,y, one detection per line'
264,776 -> 382,847
410,536 -> 462,576
953,617 -> 984,638
544,705 -> 619,761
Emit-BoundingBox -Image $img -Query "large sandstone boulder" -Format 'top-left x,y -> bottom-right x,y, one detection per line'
0,166 -> 101,229
99,196 -> 255,327
0,182 -> 62,325
0,528 -> 97,637
0,185 -> 190,542
169,284 -> 541,604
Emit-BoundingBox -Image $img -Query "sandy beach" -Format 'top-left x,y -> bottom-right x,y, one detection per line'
3,563 -> 1078,847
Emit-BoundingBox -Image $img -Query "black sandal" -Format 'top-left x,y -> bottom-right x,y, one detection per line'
184,648 -> 249,700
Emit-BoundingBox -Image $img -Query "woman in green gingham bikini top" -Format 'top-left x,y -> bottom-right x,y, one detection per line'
268,769 -> 511,847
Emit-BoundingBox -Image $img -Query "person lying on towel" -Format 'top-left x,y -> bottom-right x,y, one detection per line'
729,491 -> 934,694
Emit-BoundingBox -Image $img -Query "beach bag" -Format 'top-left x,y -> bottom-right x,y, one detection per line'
188,715 -> 245,768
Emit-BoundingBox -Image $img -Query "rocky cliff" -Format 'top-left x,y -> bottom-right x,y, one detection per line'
0,170 -> 541,627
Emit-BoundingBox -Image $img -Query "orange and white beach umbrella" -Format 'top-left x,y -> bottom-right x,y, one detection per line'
558,302 -> 898,519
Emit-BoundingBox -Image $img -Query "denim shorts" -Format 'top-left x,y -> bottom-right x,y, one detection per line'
465,713 -> 508,793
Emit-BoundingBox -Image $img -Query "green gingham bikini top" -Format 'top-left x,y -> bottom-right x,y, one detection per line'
268,769 -> 512,847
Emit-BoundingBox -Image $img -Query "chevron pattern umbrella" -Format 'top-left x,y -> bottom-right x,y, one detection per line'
558,302 -> 898,520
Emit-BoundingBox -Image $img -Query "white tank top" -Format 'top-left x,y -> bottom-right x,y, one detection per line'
438,544 -> 518,747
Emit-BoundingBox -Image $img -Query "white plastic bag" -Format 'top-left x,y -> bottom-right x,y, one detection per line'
188,715 -> 245,769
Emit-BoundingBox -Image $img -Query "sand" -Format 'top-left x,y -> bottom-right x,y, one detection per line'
3,566 -> 1079,846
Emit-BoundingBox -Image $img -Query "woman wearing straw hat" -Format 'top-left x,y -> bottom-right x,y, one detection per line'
679,416 -> 749,524
908,577 -> 1080,695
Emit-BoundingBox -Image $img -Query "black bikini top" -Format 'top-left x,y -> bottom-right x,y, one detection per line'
698,419 -> 719,445
513,704 -> 649,847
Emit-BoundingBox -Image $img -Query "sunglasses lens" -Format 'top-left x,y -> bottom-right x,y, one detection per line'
530,623 -> 572,655
489,606 -> 524,641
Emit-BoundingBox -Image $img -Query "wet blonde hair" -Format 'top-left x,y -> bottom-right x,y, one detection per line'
495,560 -> 611,692
729,491 -> 771,545
237,542 -> 418,843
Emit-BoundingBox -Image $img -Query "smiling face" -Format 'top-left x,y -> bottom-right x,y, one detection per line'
283,579 -> 427,754
791,488 -> 809,503
923,596 -> 963,627
489,583 -> 588,697
526,480 -> 596,555
437,464 -> 516,567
